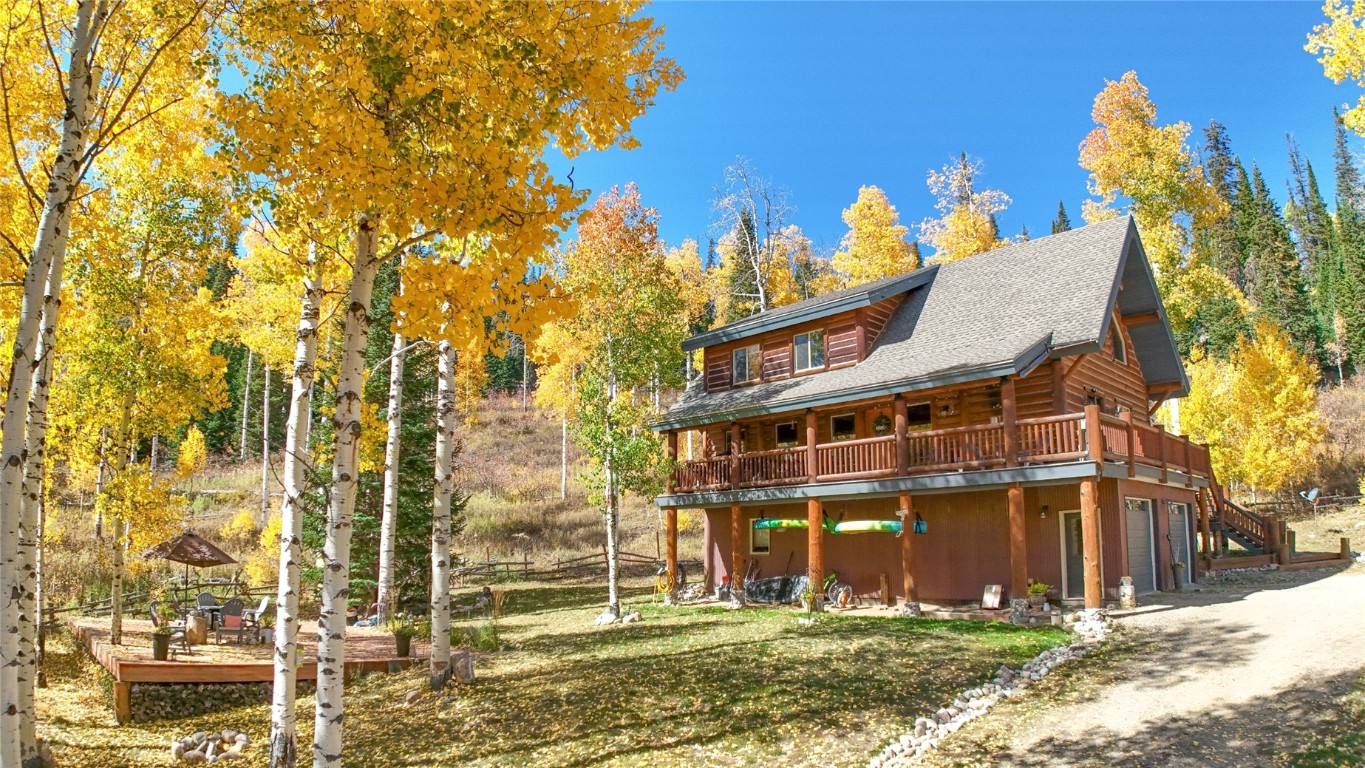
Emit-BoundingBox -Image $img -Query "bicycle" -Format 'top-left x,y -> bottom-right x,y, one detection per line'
823,569 -> 853,609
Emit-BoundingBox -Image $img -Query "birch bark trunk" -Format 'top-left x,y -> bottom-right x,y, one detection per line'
93,432 -> 107,539
428,341 -> 456,689
376,327 -> 405,623
17,247 -> 64,765
261,365 -> 272,526
313,217 -> 381,768
604,334 -> 620,618
240,350 -> 253,461
560,411 -> 568,500
108,394 -> 135,646
268,250 -> 322,768
0,2 -> 101,758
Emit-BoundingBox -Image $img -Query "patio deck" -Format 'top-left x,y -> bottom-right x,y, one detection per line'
70,617 -> 423,724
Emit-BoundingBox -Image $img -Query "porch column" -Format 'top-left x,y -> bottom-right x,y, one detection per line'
806,409 -> 818,482
665,506 -> 678,584
730,501 -> 744,590
808,497 -> 824,607
1079,476 -> 1103,609
666,430 -> 678,494
893,396 -> 909,475
1001,378 -> 1018,467
899,491 -> 917,602
1155,422 -> 1168,484
1196,487 -> 1213,563
1007,483 -> 1028,599
729,422 -> 741,490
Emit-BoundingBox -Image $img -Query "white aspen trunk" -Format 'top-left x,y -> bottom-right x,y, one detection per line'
429,341 -> 456,690
17,247 -> 64,765
93,432 -> 107,539
0,3 -> 100,758
521,338 -> 529,410
313,217 -> 381,768
241,349 -> 254,461
268,253 -> 323,768
376,329 -> 405,624
604,334 -> 620,618
261,365 -> 272,527
560,411 -> 568,500
150,435 -> 160,474
108,396 -> 134,646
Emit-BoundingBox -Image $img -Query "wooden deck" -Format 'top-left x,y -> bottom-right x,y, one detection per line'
71,617 -> 424,723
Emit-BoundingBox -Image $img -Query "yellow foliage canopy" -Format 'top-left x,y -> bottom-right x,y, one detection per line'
1308,0 -> 1365,135
832,185 -> 918,285
919,155 -> 1010,263
1182,321 -> 1324,496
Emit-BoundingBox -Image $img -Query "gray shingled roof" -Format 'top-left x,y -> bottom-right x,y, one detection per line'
656,216 -> 1185,430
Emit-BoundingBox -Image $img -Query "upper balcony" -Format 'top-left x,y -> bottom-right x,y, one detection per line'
667,405 -> 1210,495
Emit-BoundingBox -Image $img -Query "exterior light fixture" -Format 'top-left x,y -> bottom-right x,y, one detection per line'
1040,504 -> 1049,519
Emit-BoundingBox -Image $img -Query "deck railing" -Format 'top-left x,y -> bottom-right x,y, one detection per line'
671,406 -> 1212,493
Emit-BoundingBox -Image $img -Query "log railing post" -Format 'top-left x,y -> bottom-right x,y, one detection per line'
1083,403 -> 1104,467
1001,378 -> 1018,468
1007,483 -> 1027,599
806,409 -> 818,483
730,501 -> 744,591
1182,437 -> 1193,487
1155,422 -> 1168,484
808,497 -> 824,610
665,506 -> 678,584
893,396 -> 909,476
1196,487 -> 1213,564
666,430 -> 678,494
1080,475 -> 1103,609
729,421 -> 741,490
1120,411 -> 1136,478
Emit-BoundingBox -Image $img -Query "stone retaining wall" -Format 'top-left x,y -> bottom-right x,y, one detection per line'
130,681 -> 316,723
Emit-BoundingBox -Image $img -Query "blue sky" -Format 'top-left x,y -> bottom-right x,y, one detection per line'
558,1 -> 1360,253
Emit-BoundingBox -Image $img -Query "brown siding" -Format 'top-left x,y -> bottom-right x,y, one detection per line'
1065,310 -> 1147,413
704,348 -> 732,393
701,306 -> 869,392
762,340 -> 791,382
1116,479 -> 1201,590
1014,362 -> 1057,419
863,295 -> 904,348
827,323 -> 859,366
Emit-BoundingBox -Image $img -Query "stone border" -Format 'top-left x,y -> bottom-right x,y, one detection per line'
868,609 -> 1111,768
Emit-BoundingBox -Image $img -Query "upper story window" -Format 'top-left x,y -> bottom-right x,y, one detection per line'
732,344 -> 761,384
775,421 -> 799,447
831,413 -> 857,441
1111,324 -> 1127,365
906,403 -> 932,432
794,329 -> 826,372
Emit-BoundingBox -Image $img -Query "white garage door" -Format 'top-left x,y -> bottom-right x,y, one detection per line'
1125,498 -> 1157,594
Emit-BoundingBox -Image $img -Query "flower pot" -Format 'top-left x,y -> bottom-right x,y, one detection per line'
1027,593 -> 1045,609
395,634 -> 412,658
152,633 -> 172,661
260,628 -> 274,645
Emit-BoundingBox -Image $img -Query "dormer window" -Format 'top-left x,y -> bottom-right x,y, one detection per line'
1111,324 -> 1127,365
732,344 -> 761,384
794,329 -> 826,372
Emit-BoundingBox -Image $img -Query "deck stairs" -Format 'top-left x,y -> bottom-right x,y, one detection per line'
1210,481 -> 1284,556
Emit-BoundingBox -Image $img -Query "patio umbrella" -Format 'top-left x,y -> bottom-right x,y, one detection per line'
142,530 -> 238,589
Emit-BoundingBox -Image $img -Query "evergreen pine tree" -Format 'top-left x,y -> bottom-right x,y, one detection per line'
908,240 -> 922,266
1334,108 -> 1365,366
1246,164 -> 1324,360
1018,224 -> 1030,241
1050,200 -> 1071,234
1201,122 -> 1242,288
1286,139 -> 1342,330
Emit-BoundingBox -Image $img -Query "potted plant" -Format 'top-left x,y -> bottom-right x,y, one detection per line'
1171,560 -> 1187,591
1026,579 -> 1050,609
257,610 -> 276,644
152,602 -> 179,661
386,615 -> 421,658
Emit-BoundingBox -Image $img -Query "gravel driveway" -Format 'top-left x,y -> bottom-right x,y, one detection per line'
920,563 -> 1364,767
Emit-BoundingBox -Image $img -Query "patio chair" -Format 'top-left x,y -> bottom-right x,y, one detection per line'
149,600 -> 191,655
214,598 -> 249,644
196,591 -> 220,629
243,596 -> 270,642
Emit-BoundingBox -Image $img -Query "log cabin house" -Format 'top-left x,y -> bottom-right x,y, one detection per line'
652,216 -> 1247,610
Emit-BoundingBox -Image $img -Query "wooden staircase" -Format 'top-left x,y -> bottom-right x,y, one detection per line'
1208,478 -> 1287,557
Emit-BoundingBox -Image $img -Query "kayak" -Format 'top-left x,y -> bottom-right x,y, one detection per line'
832,520 -> 903,535
753,518 -> 839,532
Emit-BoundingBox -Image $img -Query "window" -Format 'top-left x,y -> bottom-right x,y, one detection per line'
831,413 -> 856,441
751,522 -> 770,554
905,403 -> 932,432
794,329 -> 826,372
732,344 -> 761,384
1111,324 -> 1127,365
775,421 -> 799,447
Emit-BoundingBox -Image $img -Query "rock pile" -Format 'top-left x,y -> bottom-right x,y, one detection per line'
868,611 -> 1111,767
170,730 -> 250,763
593,610 -> 642,626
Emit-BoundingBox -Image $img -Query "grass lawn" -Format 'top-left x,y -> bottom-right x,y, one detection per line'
39,581 -> 1068,767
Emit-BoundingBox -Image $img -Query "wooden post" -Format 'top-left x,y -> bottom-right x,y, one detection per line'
1196,488 -> 1213,562
666,431 -> 678,494
665,506 -> 678,584
879,572 -> 893,607
1084,403 -> 1104,464
1120,411 -> 1136,478
893,396 -> 909,475
1001,378 -> 1018,468
1155,423 -> 1168,484
806,409 -> 818,483
1079,476 -> 1103,609
1007,483 -> 1027,599
730,502 -> 744,590
899,492 -> 916,602
729,421 -> 741,490
808,497 -> 824,607
1182,437 -> 1193,486
1342,537 -> 1352,560
113,681 -> 132,725
1288,530 -> 1296,558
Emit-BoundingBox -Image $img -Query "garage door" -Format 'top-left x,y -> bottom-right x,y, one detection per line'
1167,502 -> 1193,580
1124,498 -> 1157,594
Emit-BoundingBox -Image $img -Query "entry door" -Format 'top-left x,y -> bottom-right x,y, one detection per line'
1061,511 -> 1085,600
1125,498 -> 1157,594
1167,502 -> 1193,577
